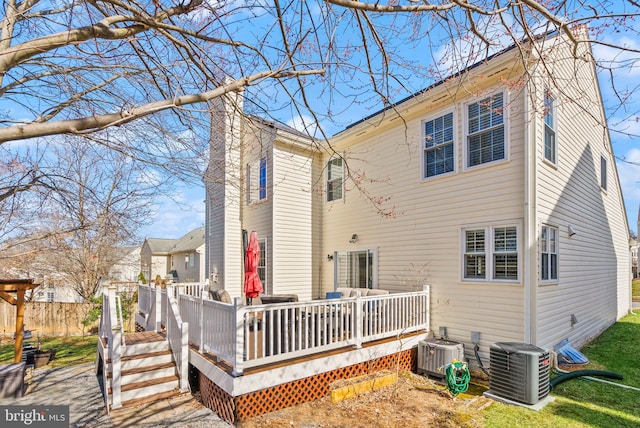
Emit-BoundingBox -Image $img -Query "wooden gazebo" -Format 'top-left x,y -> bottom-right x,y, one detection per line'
0,279 -> 40,362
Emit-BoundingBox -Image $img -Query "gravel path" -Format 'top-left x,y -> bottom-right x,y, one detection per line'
0,363 -> 231,428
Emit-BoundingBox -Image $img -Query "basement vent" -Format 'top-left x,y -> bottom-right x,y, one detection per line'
417,338 -> 465,378
488,342 -> 550,405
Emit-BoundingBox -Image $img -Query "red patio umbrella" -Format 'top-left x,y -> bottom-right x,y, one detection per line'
244,231 -> 263,303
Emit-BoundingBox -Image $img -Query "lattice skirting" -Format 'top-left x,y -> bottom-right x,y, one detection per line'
134,321 -> 145,332
198,348 -> 417,424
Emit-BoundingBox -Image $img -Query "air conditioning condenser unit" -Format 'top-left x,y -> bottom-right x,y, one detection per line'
488,342 -> 550,405
417,338 -> 465,378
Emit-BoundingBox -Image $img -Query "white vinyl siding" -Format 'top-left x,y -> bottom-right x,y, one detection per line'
326,156 -> 343,202
423,112 -> 455,178
463,225 -> 519,282
533,37 -> 629,350
467,92 -> 506,167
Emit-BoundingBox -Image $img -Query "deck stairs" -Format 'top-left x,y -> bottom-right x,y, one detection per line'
104,332 -> 181,409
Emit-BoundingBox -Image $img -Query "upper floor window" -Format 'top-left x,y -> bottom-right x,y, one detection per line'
544,90 -> 556,164
423,112 -> 455,178
463,223 -> 519,282
600,156 -> 607,191
247,157 -> 267,204
541,225 -> 558,282
327,156 -> 343,202
467,92 -> 505,167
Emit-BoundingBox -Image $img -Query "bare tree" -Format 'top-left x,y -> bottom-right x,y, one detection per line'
1,137 -> 155,300
0,1 -> 638,222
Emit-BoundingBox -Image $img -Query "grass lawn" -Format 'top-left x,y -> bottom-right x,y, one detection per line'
484,312 -> 640,427
633,278 -> 640,301
0,335 -> 98,368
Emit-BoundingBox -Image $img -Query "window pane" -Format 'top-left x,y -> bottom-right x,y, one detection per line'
541,254 -> 549,280
495,227 -> 517,251
466,230 -> 485,252
259,158 -> 267,200
600,156 -> 607,190
550,254 -> 558,280
327,157 -> 343,201
465,255 -> 486,279
495,254 -> 518,280
468,93 -> 505,167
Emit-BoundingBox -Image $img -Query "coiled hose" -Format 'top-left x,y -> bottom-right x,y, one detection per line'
445,360 -> 470,396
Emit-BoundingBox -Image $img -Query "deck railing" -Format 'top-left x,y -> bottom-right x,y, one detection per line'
138,284 -> 430,375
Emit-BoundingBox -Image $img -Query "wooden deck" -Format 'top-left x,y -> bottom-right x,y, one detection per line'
124,331 -> 166,346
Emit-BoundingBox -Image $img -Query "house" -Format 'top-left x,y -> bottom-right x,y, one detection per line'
205,26 -> 631,354
141,227 -> 206,283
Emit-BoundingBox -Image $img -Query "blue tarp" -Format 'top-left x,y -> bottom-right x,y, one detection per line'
555,339 -> 589,364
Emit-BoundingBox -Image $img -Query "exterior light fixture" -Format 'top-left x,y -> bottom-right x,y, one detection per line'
327,254 -> 333,261
349,234 -> 358,243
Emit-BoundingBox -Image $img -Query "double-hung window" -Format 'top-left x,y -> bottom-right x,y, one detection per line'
541,225 -> 558,282
327,156 -> 343,202
544,90 -> 557,164
463,224 -> 519,282
247,157 -> 267,204
423,112 -> 454,178
467,92 -> 505,167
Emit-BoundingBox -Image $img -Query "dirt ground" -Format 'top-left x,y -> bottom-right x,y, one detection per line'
238,372 -> 493,428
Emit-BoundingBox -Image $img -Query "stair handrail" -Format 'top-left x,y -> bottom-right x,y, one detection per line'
105,285 -> 123,409
166,285 -> 189,392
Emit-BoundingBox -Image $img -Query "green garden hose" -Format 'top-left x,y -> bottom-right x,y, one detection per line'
445,360 -> 470,396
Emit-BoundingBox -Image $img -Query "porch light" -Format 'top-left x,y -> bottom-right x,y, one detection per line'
349,234 -> 358,243
327,254 -> 333,261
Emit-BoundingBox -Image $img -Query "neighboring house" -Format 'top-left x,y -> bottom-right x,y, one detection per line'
30,282 -> 82,303
141,227 -> 206,283
106,246 -> 142,283
204,26 -> 631,353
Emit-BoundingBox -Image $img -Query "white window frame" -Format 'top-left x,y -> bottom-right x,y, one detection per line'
465,91 -> 508,169
326,156 -> 344,202
600,155 -> 607,191
461,222 -> 521,283
247,157 -> 267,204
544,89 -> 557,165
189,252 -> 195,268
333,248 -> 378,290
540,225 -> 558,284
46,291 -> 55,302
422,109 -> 456,179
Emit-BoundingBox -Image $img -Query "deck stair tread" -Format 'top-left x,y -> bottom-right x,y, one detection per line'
119,390 -> 181,409
109,375 -> 178,393
107,362 -> 175,378
106,349 -> 172,364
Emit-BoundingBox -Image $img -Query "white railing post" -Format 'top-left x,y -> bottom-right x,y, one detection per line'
354,293 -> 363,349
232,297 -> 245,376
199,292 -> 204,353
179,321 -> 189,392
177,283 -> 186,298
154,285 -> 162,333
107,286 -> 122,409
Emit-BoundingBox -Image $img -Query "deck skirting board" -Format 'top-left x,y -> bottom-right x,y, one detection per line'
195,337 -> 421,424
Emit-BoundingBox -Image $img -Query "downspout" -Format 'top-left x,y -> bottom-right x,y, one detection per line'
523,81 -> 537,344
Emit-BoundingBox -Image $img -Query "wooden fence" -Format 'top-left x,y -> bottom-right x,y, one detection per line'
0,301 -> 135,337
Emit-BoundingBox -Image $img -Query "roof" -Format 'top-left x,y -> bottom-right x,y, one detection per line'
144,238 -> 176,255
168,227 -> 205,254
246,115 -> 311,139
